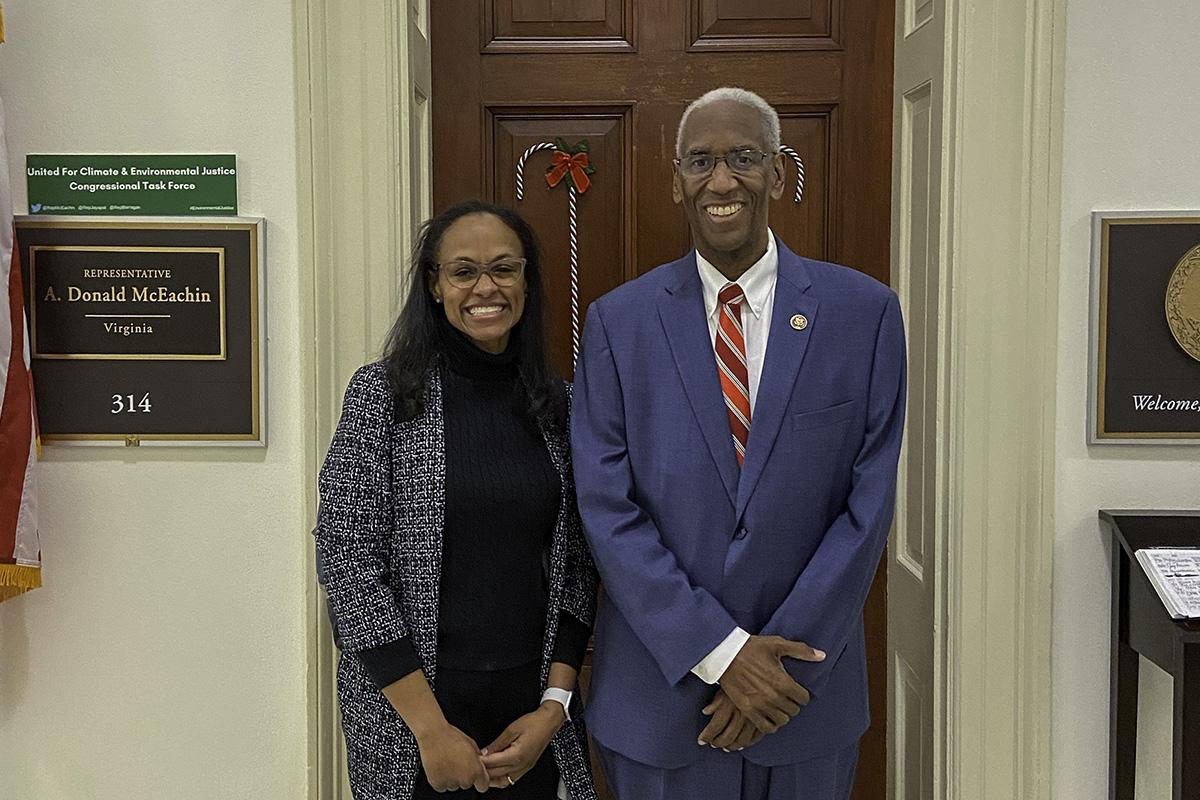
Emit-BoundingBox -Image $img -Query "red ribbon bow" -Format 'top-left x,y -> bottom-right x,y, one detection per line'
545,151 -> 592,194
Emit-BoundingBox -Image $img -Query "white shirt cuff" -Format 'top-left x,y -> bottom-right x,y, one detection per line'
690,627 -> 750,684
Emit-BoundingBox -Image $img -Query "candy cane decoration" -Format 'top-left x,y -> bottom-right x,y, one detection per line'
566,189 -> 579,362
779,145 -> 806,204
515,142 -> 557,202
515,139 -> 595,366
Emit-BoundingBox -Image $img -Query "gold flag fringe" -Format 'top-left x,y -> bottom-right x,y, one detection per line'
0,3 -> 6,44
0,564 -> 42,602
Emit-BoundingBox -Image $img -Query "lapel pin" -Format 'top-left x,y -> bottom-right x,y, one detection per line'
790,314 -> 808,331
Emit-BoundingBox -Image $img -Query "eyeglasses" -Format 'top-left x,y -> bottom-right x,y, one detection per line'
435,257 -> 527,289
674,148 -> 772,179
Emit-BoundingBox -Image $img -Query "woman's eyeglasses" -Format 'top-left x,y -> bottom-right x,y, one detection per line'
435,257 -> 527,289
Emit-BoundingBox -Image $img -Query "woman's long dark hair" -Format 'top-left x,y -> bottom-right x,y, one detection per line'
381,200 -> 566,428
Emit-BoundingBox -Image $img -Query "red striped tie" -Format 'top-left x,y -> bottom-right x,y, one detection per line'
716,282 -> 751,466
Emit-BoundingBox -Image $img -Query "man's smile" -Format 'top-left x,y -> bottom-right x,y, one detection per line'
705,202 -> 746,220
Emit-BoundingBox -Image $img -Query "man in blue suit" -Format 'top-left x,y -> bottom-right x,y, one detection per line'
570,87 -> 906,800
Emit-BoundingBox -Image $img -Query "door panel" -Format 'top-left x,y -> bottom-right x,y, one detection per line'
432,2 -> 893,796
506,0 -> 614,24
483,0 -> 636,51
888,1 -> 945,797
489,108 -> 632,372
690,0 -> 837,49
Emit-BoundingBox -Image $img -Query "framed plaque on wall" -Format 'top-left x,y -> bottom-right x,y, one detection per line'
1090,211 -> 1200,443
15,216 -> 265,446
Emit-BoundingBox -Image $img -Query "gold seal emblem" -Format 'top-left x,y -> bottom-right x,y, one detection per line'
790,314 -> 808,331
1166,244 -> 1200,363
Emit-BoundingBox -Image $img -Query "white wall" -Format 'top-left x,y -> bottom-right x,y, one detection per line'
1053,2 -> 1200,799
0,2 -> 309,798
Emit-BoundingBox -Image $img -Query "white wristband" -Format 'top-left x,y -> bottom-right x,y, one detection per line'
540,687 -> 572,722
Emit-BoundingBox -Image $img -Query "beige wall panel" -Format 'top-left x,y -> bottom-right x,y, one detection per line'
1054,3 -> 1200,799
0,1 -> 308,798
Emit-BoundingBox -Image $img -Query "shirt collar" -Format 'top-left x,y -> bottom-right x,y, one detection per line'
696,230 -> 779,321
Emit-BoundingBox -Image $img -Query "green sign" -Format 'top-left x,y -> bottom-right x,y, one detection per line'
26,154 -> 238,216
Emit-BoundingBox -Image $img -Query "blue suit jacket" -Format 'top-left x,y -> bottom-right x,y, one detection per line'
570,238 -> 906,768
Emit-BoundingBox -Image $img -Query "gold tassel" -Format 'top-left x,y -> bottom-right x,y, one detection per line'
0,3 -> 6,44
0,564 -> 42,602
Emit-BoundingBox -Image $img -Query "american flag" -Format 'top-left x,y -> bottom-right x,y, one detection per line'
0,90 -> 41,603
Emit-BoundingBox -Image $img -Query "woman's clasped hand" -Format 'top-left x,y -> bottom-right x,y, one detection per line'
415,721 -> 490,793
479,701 -> 567,789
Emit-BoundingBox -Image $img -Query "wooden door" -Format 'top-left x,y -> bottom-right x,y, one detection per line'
431,2 -> 893,797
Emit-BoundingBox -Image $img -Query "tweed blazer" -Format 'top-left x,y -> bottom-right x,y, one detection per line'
315,361 -> 599,800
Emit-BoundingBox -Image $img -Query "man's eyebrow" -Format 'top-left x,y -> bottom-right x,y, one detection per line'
685,144 -> 758,155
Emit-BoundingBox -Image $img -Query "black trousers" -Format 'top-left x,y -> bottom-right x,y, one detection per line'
412,661 -> 560,800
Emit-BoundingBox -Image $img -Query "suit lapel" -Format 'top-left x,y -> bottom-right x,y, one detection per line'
736,245 -> 818,517
658,255 -> 739,507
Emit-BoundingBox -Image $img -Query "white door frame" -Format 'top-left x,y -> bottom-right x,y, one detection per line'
295,0 -> 1064,796
295,1 -> 431,797
889,0 -> 1063,797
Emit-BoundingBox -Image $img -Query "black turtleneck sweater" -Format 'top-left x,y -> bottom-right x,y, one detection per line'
356,324 -> 590,689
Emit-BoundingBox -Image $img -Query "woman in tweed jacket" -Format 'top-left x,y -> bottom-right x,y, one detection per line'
315,200 -> 599,800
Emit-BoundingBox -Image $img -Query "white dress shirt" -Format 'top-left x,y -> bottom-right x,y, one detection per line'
689,232 -> 779,684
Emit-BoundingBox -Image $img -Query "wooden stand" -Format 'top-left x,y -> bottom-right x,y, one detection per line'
1101,511 -> 1200,800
